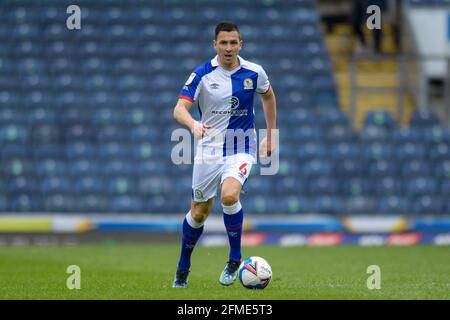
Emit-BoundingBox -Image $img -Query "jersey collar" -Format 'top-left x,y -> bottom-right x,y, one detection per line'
212,55 -> 245,74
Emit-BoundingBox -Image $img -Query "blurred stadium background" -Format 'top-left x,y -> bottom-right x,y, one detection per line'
0,0 -> 449,248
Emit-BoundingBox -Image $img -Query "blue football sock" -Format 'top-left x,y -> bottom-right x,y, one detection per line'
223,202 -> 243,262
177,213 -> 204,271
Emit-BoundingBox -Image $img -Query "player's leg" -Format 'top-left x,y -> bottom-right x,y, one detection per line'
173,159 -> 221,288
218,154 -> 253,286
177,199 -> 215,271
221,177 -> 244,262
173,198 -> 215,288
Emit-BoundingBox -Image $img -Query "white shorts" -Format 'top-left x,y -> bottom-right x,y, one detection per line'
192,153 -> 256,202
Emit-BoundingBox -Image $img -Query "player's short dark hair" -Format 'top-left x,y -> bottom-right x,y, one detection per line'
215,21 -> 241,40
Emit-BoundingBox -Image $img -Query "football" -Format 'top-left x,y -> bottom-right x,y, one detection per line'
238,256 -> 272,289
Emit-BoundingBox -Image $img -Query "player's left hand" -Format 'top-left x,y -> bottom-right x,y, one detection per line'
259,134 -> 276,158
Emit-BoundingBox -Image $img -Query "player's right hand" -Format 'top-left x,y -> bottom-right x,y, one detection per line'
191,120 -> 211,139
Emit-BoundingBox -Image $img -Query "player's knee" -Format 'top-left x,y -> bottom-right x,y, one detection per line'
221,193 -> 239,206
190,204 -> 211,223
190,210 -> 207,223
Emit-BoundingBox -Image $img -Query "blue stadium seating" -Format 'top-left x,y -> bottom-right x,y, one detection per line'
364,111 -> 396,129
375,177 -> 403,195
378,195 -> 411,214
0,0 -> 448,215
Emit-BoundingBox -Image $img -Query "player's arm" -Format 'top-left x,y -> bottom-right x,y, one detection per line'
173,98 -> 210,139
259,85 -> 277,157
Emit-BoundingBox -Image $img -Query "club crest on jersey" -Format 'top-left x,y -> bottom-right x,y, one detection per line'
194,189 -> 204,199
243,78 -> 253,90
185,73 -> 196,85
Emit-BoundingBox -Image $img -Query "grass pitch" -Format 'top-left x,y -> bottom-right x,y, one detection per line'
0,244 -> 448,300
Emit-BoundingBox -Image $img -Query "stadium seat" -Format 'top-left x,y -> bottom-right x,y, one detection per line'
360,125 -> 389,143
335,159 -> 365,177
301,159 -> 334,177
326,125 -> 356,144
39,177 -> 72,194
391,127 -> 422,144
405,177 -> 439,196
308,177 -> 339,195
0,125 -> 29,144
74,177 -> 105,195
423,126 -> 450,144
317,108 -> 349,127
36,159 -> 66,177
410,110 -> 441,127
341,178 -> 373,196
102,160 -> 136,177
66,142 -> 96,160
7,176 -> 38,195
137,176 -> 172,196
368,160 -> 399,177
32,144 -> 63,160
108,195 -> 145,213
2,159 -> 34,178
314,196 -> 344,214
378,195 -> 411,214
44,194 -> 75,212
0,143 -> 30,160
31,124 -> 60,144
59,107 -> 91,126
331,142 -> 361,160
401,160 -> 432,177
280,196 -> 315,214
10,195 -> 41,212
344,196 -> 377,214
430,143 -> 450,161
245,176 -> 273,194
296,142 -> 327,160
274,176 -> 308,196
412,195 -> 444,214
364,111 -> 396,129
0,109 -> 26,125
375,177 -> 403,195
97,143 -> 130,160
440,180 -> 450,196
0,195 -> 8,212
396,142 -> 427,161
435,160 -> 450,179
105,177 -> 136,195
76,195 -> 108,213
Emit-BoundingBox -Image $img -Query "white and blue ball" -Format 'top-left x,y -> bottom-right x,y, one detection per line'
238,256 -> 272,289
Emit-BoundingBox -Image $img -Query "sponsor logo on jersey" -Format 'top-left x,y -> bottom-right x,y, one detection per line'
185,73 -> 196,85
211,96 -> 247,116
243,78 -> 253,90
210,83 -> 220,90
228,96 -> 240,110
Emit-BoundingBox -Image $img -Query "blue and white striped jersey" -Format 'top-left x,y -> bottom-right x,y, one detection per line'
179,55 -> 270,159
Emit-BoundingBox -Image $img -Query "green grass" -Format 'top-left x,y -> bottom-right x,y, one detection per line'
0,244 -> 449,299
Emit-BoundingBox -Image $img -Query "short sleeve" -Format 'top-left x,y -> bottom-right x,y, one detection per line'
256,67 -> 270,94
179,72 -> 202,102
